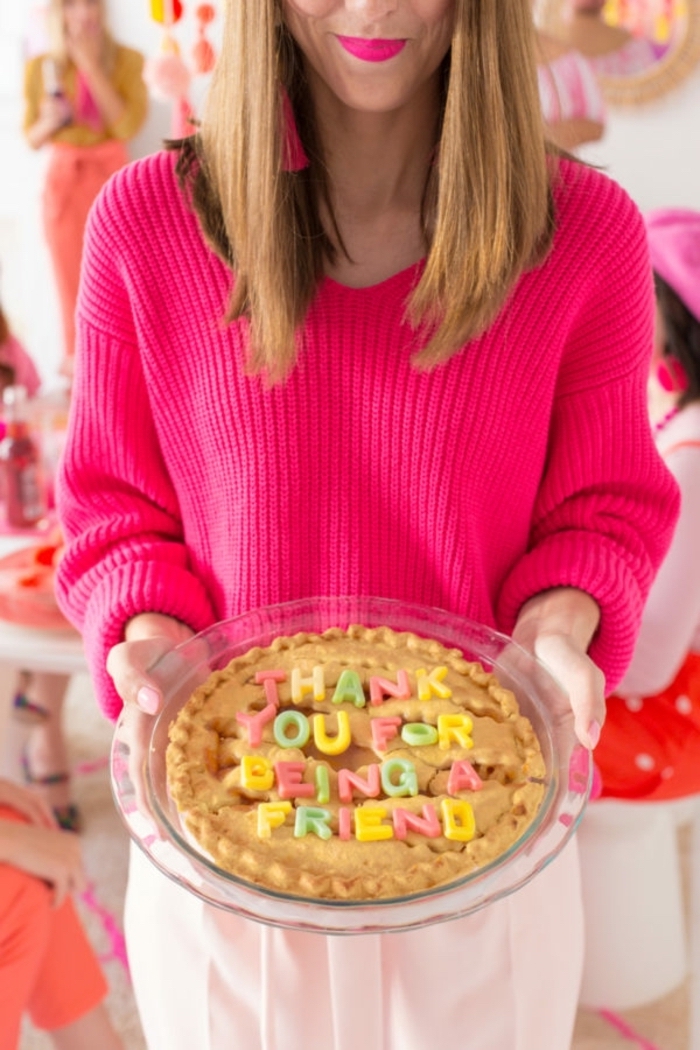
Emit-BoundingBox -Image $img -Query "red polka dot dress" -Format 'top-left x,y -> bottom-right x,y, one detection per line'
596,404 -> 700,802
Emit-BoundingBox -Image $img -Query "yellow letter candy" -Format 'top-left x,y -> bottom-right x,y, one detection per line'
291,665 -> 326,704
240,755 -> 274,791
354,806 -> 393,842
257,801 -> 292,839
313,710 -> 351,755
441,798 -> 476,842
437,713 -> 473,750
415,666 -> 452,701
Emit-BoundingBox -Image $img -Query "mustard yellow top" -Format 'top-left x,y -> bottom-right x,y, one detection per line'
23,45 -> 148,147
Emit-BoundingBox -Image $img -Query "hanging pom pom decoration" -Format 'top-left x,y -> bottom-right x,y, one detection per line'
149,0 -> 184,25
145,0 -> 187,97
192,4 -> 217,75
144,0 -> 194,137
143,39 -> 192,102
603,0 -> 681,43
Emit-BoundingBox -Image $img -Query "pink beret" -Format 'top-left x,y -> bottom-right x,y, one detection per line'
645,207 -> 700,323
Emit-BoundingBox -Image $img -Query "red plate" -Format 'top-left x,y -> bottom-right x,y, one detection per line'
0,547 -> 72,631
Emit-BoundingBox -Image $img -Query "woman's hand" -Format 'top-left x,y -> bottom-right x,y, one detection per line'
66,27 -> 103,74
0,820 -> 85,908
37,94 -> 72,131
107,612 -> 195,715
0,779 -> 56,829
26,92 -> 72,149
107,614 -> 197,822
512,587 -> 605,749
65,30 -> 127,131
39,94 -> 72,128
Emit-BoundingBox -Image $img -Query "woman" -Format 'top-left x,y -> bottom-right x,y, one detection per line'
23,0 -> 148,378
54,3 -> 678,1048
594,207 -> 700,801
576,208 -> 700,1009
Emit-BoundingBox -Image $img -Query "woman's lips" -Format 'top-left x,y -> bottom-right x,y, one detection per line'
336,36 -> 407,62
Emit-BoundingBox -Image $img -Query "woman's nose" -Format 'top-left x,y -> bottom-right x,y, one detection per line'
343,0 -> 401,19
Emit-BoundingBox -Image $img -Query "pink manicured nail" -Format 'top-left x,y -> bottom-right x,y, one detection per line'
587,720 -> 601,749
137,686 -> 161,715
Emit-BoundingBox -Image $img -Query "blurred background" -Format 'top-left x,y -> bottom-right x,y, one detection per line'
0,0 -> 698,386
0,0 -> 220,386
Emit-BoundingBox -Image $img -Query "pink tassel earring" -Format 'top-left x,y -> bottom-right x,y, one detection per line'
655,357 -> 689,393
281,89 -> 309,173
192,4 -> 217,75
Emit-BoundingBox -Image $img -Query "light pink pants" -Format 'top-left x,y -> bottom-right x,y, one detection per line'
125,839 -> 583,1050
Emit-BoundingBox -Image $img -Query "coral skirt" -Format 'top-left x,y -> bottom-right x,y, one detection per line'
596,651 -> 700,801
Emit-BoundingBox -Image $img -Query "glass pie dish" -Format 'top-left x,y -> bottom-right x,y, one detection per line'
110,596 -> 591,934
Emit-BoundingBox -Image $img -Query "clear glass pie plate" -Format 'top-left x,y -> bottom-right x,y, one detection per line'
110,596 -> 591,934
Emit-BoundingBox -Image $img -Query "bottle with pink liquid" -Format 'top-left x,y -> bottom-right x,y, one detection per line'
0,385 -> 47,528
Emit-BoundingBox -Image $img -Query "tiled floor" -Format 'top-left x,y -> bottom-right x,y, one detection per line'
8,673 -> 690,1050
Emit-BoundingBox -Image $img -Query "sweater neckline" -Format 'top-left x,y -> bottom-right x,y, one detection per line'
321,259 -> 424,295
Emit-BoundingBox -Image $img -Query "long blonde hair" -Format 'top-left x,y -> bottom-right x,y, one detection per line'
184,0 -> 555,379
46,0 -> 116,72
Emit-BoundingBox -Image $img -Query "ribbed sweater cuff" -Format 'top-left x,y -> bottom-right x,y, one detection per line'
82,560 -> 217,721
496,533 -> 646,692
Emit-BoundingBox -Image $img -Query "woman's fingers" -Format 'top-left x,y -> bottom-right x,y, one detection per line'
107,613 -> 198,712
531,633 -> 606,749
106,636 -> 176,713
23,792 -> 58,831
51,873 -> 69,910
0,821 -> 86,909
511,589 -> 605,750
0,779 -> 58,829
51,861 -> 85,909
107,618 -> 211,824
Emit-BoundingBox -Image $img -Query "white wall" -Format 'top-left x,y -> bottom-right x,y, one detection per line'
1,3 -> 699,385
578,63 -> 700,212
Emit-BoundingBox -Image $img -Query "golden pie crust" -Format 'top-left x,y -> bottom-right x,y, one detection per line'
165,626 -> 546,900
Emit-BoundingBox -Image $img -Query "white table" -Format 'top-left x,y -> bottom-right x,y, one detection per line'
0,534 -> 87,747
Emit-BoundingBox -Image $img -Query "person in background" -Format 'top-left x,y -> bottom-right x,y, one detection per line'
22,0 -> 148,380
594,208 -> 700,800
0,304 -> 76,832
54,2 -> 678,1048
0,776 -> 123,1050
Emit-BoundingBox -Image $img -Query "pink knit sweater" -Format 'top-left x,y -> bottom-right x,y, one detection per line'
55,150 -> 679,720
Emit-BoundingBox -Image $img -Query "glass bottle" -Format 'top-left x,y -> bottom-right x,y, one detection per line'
0,385 -> 47,528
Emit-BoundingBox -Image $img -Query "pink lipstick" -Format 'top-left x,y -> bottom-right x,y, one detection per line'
336,36 -> 407,62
